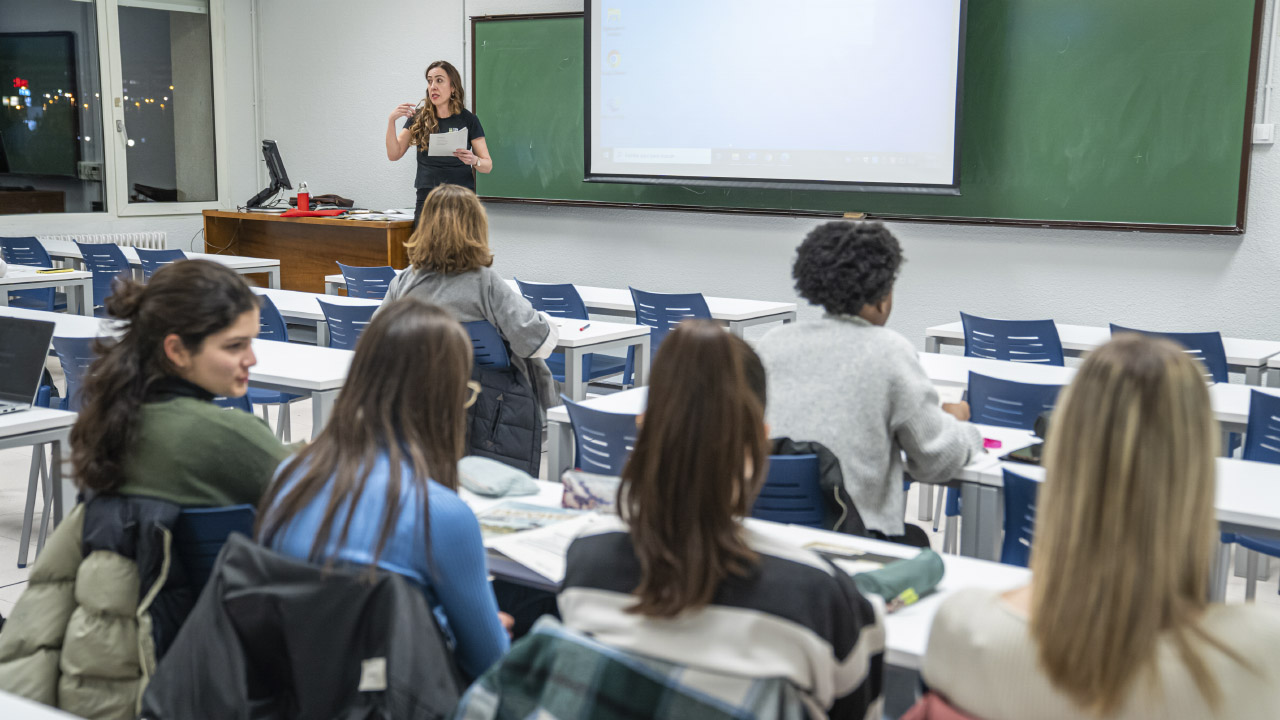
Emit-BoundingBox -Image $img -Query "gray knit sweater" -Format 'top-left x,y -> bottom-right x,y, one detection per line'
756,314 -> 982,536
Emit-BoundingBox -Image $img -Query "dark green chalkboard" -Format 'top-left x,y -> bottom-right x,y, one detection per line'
472,3 -> 1261,232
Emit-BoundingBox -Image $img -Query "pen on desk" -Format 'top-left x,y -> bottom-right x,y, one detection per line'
578,323 -> 590,331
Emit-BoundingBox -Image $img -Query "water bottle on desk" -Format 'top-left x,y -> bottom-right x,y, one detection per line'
296,181 -> 310,211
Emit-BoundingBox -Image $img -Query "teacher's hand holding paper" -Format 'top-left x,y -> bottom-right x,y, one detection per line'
427,127 -> 469,157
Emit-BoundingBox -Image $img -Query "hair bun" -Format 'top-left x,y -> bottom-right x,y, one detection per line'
103,277 -> 147,320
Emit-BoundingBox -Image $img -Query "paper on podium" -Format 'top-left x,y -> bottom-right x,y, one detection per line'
427,127 -> 469,157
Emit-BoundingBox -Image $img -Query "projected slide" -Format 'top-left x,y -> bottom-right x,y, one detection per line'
587,0 -> 966,192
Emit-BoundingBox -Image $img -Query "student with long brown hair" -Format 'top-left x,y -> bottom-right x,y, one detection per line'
258,298 -> 510,681
385,60 -> 492,224
923,334 -> 1280,719
558,320 -> 885,718
383,183 -> 557,411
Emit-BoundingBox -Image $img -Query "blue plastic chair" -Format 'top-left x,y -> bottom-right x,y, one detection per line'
317,300 -> 376,350
174,505 -> 256,592
74,242 -> 131,317
751,455 -> 825,529
1222,390 -> 1280,598
938,374 -> 1062,553
1109,324 -> 1229,383
562,396 -> 638,476
51,336 -> 99,412
464,321 -> 512,369
1,236 -> 66,311
960,312 -> 1064,366
627,288 -> 712,384
1000,468 -> 1041,567
249,294 -> 300,440
135,248 -> 187,280
514,278 -> 628,384
336,263 -> 397,299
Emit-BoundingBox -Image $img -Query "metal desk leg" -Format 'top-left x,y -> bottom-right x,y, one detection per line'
1268,367 -> 1279,388
325,281 -> 339,295
960,482 -> 1001,561
782,311 -> 797,325
317,321 -> 330,348
1210,541 -> 1231,602
547,419 -> 573,481
52,439 -> 65,526
72,279 -> 91,316
269,267 -> 282,289
1246,366 -> 1262,386
632,336 -> 651,387
925,337 -> 941,353
565,348 -> 587,402
311,390 -> 339,439
918,485 -> 935,522
728,321 -> 745,339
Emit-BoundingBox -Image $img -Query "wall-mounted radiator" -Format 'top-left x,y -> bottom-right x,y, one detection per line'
37,232 -> 167,250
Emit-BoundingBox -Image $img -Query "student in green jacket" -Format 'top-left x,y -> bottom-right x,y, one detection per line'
71,259 -> 290,505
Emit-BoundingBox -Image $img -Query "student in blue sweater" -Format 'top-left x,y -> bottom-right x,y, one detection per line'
257,298 -> 511,680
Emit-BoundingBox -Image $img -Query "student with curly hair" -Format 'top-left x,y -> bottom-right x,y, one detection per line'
385,60 -> 492,225
756,222 -> 981,545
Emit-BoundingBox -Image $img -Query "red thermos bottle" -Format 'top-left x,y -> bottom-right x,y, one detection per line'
297,181 -> 310,211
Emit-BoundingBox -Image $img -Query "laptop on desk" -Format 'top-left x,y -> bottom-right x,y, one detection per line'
0,316 -> 57,415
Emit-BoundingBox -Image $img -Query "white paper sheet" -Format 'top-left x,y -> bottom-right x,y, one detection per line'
427,127 -> 469,157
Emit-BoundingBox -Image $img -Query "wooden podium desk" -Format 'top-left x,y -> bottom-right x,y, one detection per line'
202,210 -> 412,293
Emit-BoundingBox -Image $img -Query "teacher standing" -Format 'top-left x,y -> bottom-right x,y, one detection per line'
386,60 -> 491,225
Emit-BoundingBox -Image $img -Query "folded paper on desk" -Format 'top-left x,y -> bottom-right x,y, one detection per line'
477,501 -> 584,542
484,512 -> 598,583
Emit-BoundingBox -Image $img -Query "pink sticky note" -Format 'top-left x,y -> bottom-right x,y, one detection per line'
983,438 -> 1002,450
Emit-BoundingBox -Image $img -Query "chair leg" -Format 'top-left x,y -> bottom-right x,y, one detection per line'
18,444 -> 44,568
932,490 -> 946,532
278,403 -> 292,443
943,516 -> 959,554
1245,550 -> 1259,602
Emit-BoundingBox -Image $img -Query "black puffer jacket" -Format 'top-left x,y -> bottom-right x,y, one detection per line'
466,362 -> 544,477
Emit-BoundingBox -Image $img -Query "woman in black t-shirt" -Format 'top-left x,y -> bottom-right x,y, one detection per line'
386,60 -> 491,224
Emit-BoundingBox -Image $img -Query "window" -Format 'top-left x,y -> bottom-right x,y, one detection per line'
0,0 -> 226,218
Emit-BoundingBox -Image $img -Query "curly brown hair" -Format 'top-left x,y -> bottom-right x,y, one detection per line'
408,61 -> 465,147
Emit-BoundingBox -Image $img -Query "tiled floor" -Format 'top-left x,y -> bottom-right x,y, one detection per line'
1,377 -> 1277,614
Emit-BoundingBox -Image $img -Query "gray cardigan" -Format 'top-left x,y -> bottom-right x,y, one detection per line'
384,265 -> 560,410
756,314 -> 982,536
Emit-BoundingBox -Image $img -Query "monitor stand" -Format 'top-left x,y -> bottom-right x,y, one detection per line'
246,181 -> 285,209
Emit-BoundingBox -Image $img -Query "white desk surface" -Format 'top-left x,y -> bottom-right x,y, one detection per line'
1209,383 -> 1280,428
926,321 -> 1280,367
0,266 -> 93,286
550,317 -> 648,347
251,340 -> 352,392
254,287 -> 379,322
42,239 -> 279,271
547,387 -> 648,424
324,274 -> 797,323
0,407 -> 78,438
0,305 -> 112,337
917,351 -> 1077,388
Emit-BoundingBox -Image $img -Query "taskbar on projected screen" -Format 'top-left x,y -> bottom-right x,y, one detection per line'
592,147 -> 957,190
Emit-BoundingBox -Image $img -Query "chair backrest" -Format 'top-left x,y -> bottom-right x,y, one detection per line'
317,300 -> 376,350
213,394 -> 254,413
628,287 -> 712,351
1109,324 -> 1228,383
135,248 -> 187,280
463,320 -> 512,369
514,277 -> 590,320
52,336 -> 99,412
751,454 -> 825,528
257,294 -> 290,341
336,263 -> 397,299
967,372 -> 1062,430
74,241 -> 132,312
1244,390 -> 1280,465
960,312 -> 1064,366
174,504 -> 256,592
563,396 -> 638,475
1000,468 -> 1041,567
1,236 -> 54,267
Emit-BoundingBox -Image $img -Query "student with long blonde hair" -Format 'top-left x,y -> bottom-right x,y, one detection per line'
922,334 -> 1280,719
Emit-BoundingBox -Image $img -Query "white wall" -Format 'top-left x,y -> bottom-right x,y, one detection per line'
244,0 -> 1280,349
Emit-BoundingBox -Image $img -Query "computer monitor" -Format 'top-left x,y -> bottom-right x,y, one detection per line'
0,316 -> 56,409
246,139 -> 293,208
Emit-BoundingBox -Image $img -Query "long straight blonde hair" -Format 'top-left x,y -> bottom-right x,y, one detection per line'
1031,333 -> 1237,714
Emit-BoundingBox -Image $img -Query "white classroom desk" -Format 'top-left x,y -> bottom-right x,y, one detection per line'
0,408 -> 77,566
42,238 -> 282,289
462,480 -> 1031,671
924,321 -> 1280,385
0,267 -> 93,316
960,451 -> 1280,601
322,274 -> 798,339
0,305 -> 350,439
253,287 -> 651,401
